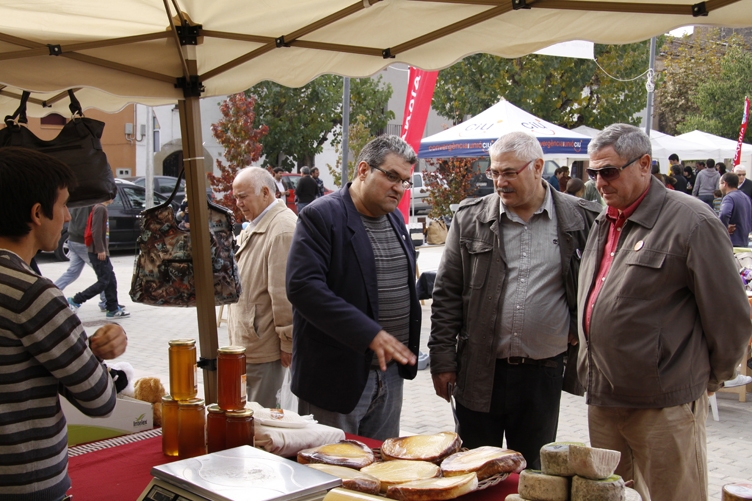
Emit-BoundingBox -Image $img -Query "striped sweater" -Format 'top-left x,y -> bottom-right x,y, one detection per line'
0,250 -> 116,501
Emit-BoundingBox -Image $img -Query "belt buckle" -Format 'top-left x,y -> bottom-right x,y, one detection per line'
507,356 -> 522,365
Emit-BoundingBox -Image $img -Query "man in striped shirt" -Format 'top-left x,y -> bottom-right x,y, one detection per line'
0,148 -> 127,501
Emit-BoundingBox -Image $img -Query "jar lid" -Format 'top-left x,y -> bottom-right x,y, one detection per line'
162,395 -> 176,403
178,398 -> 205,407
169,338 -> 196,347
225,409 -> 254,418
218,346 -> 246,355
207,404 -> 225,414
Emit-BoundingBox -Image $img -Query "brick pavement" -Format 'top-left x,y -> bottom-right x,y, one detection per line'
36,243 -> 752,500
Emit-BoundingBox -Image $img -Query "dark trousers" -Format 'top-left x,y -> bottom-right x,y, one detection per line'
455,354 -> 565,470
72,253 -> 118,312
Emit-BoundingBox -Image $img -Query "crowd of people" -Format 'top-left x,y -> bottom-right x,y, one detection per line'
1,125 -> 751,501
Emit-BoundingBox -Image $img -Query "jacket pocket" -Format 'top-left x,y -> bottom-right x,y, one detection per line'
462,239 -> 493,289
617,250 -> 667,299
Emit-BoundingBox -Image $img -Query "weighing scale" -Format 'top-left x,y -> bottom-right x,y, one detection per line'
137,446 -> 341,501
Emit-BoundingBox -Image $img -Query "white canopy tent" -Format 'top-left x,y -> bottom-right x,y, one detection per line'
677,130 -> 752,168
2,0 -> 752,401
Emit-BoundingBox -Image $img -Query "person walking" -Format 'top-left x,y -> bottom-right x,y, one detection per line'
294,167 -> 319,213
692,158 -> 720,209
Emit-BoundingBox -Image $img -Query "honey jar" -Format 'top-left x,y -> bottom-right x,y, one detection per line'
217,346 -> 246,411
206,404 -> 226,453
168,339 -> 197,401
178,398 -> 206,458
161,396 -> 179,457
225,408 -> 254,449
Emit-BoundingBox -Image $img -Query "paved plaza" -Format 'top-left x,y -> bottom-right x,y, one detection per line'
36,242 -> 752,500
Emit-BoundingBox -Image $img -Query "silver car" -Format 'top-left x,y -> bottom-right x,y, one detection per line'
409,172 -> 430,215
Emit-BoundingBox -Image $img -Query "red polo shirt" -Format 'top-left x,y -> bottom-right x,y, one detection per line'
584,184 -> 651,335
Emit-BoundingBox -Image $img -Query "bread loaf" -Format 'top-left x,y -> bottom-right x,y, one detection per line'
441,446 -> 526,480
297,439 -> 375,469
381,432 -> 462,464
361,460 -> 440,492
540,442 -> 586,477
518,469 -> 570,501
306,463 -> 381,495
569,445 -> 621,480
571,474 -> 625,501
385,472 -> 478,501
625,486 -> 643,501
723,484 -> 752,500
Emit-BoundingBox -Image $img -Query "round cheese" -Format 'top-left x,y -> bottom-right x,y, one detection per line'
518,469 -> 570,501
505,495 -> 526,501
297,440 -> 375,469
381,432 -> 462,464
625,487 -> 643,501
571,474 -> 625,501
540,441 -> 586,477
723,483 -> 752,500
569,445 -> 621,480
385,472 -> 478,501
441,446 -> 526,479
361,460 -> 440,492
306,463 -> 381,495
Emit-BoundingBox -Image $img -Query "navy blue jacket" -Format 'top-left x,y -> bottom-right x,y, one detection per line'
286,184 -> 421,414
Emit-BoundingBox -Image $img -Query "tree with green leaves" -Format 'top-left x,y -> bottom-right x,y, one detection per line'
424,158 -> 478,218
207,93 -> 268,221
249,76 -> 394,170
676,45 -> 752,142
656,28 -> 751,135
326,115 -> 372,188
432,42 -> 652,129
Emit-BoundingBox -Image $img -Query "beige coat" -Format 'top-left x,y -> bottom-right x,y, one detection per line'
228,202 -> 297,364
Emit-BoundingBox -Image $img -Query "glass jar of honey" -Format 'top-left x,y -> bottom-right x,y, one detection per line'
225,408 -> 254,449
206,404 -> 226,453
168,339 -> 197,401
178,398 -> 206,458
161,396 -> 179,457
217,346 -> 246,411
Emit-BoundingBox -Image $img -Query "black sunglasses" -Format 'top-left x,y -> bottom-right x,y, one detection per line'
587,155 -> 644,182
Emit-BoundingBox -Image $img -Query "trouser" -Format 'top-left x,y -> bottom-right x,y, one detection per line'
72,254 -> 118,312
698,194 -> 715,209
54,241 -> 105,305
454,354 -> 565,470
245,360 -> 285,409
588,393 -> 709,501
299,362 -> 403,441
296,202 -> 310,213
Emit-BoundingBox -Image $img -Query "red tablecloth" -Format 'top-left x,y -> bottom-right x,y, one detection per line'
67,432 -> 518,500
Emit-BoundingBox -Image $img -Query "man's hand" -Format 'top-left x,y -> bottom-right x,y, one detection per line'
97,251 -> 107,261
728,223 -> 737,235
432,372 -> 457,402
568,332 -> 579,346
89,324 -> 127,360
280,351 -> 292,368
369,330 -> 417,372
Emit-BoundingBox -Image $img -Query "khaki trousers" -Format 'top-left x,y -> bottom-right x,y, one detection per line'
588,393 -> 708,501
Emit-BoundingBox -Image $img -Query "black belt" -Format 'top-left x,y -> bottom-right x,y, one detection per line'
502,356 -> 560,369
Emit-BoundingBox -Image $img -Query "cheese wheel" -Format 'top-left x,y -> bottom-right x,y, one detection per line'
297,440 -> 375,469
381,432 -> 462,464
518,469 -> 570,501
385,472 -> 478,501
324,487 -> 387,501
505,495 -> 526,501
540,442 -> 586,477
361,460 -> 440,492
723,483 -> 752,500
306,463 -> 381,495
569,445 -> 621,480
625,487 -> 643,501
571,474 -> 625,501
441,446 -> 526,479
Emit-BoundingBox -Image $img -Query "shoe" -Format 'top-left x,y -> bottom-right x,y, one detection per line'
723,374 -> 752,388
67,298 -> 80,312
106,308 -> 130,318
100,303 -> 126,312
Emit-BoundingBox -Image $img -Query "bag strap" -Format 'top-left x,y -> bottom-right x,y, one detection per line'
68,90 -> 84,118
4,91 -> 30,127
165,168 -> 185,206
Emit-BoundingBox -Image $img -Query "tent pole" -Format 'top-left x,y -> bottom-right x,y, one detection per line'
342,77 -> 351,184
644,36 -> 656,137
178,89 -> 219,405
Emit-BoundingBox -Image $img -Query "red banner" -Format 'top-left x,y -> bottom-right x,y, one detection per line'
397,67 -> 438,223
733,96 -> 750,166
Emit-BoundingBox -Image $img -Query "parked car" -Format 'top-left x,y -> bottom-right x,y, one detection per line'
410,172 -> 430,215
53,179 -> 178,261
279,173 -> 333,214
123,175 -> 215,203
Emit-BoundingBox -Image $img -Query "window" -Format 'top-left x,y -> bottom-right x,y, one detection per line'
121,186 -> 147,210
412,173 -> 423,188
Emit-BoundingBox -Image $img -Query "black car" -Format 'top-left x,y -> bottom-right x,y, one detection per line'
124,175 -> 215,204
54,179 -> 178,260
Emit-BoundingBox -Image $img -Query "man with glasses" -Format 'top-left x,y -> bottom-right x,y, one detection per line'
734,165 -> 752,201
578,124 -> 751,501
286,135 -> 419,440
429,131 -> 601,469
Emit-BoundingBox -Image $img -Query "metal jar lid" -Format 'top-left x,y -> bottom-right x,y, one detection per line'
217,346 -> 246,355
169,339 -> 196,347
162,395 -> 177,404
225,409 -> 254,418
178,398 -> 205,407
207,404 -> 225,414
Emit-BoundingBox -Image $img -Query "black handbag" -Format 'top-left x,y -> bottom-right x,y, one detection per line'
0,90 -> 117,208
129,169 -> 242,307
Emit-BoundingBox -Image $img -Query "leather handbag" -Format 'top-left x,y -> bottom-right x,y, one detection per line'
0,90 -> 117,207
129,170 -> 242,307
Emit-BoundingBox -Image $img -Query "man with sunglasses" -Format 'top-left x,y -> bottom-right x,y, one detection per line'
286,135 -> 419,440
429,131 -> 601,469
578,124 -> 751,501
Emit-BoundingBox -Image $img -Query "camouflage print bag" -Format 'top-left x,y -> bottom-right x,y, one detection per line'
130,172 -> 241,307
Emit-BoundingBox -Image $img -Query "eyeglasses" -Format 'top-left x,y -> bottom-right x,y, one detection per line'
586,155 -> 644,182
371,165 -> 413,189
485,159 -> 534,181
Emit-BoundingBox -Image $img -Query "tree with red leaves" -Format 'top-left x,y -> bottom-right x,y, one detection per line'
208,93 -> 269,221
424,158 -> 479,218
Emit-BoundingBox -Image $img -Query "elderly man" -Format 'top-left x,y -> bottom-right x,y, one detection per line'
229,167 -> 297,408
429,131 -> 601,469
578,124 -> 751,501
719,172 -> 752,248
0,147 -> 127,501
286,135 -> 420,441
734,165 -> 752,200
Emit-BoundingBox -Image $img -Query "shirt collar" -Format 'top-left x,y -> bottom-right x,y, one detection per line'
247,201 -> 277,231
